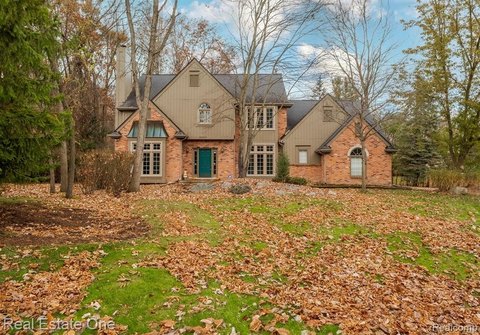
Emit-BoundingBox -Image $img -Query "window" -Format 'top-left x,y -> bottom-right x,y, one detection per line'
131,142 -> 162,176
324,108 -> 334,122
349,147 -> 363,177
190,73 -> 199,87
247,107 -> 275,129
198,103 -> 212,124
298,149 -> 308,164
247,145 -> 275,176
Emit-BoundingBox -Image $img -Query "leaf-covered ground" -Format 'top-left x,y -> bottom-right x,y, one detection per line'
0,182 -> 479,334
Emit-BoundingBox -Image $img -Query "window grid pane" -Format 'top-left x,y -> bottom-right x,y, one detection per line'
266,154 -> 274,175
256,109 -> 264,128
153,152 -> 161,175
248,154 -> 255,175
143,152 -> 150,175
213,150 -> 217,175
194,150 -> 198,175
257,154 -> 264,175
266,108 -> 273,128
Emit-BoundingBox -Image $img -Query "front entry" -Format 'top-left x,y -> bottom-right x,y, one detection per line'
198,148 -> 212,177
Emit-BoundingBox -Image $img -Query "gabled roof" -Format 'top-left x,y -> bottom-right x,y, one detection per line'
118,75 -> 175,110
118,73 -> 289,110
287,100 -> 319,129
285,94 -> 395,152
214,74 -> 288,104
314,96 -> 395,154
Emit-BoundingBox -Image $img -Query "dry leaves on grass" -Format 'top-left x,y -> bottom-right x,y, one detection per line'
137,181 -> 480,334
0,251 -> 99,320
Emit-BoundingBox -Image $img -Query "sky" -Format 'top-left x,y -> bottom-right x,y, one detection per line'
174,0 -> 422,97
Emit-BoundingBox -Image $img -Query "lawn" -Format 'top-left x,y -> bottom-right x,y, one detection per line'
0,182 -> 479,334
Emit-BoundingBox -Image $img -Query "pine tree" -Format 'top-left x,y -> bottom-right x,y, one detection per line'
0,0 -> 63,181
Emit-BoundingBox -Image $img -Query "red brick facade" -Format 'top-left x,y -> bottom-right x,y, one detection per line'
114,103 -> 392,185
290,164 -> 323,183
322,121 -> 392,185
182,140 -> 236,179
288,120 -> 393,186
278,107 -> 288,138
115,104 -> 183,183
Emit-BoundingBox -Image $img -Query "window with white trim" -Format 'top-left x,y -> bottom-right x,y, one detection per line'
247,107 -> 275,129
247,145 -> 274,176
198,103 -> 212,124
349,147 -> 363,177
131,142 -> 162,176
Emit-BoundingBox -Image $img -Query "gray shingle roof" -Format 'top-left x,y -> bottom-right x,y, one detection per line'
118,73 -> 288,110
287,100 -> 319,129
118,74 -> 175,110
285,95 -> 394,152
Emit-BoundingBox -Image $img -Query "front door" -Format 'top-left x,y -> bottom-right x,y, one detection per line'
198,148 -> 212,178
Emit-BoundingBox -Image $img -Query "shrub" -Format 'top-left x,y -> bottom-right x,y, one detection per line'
275,152 -> 290,182
427,168 -> 480,191
77,150 -> 133,197
229,184 -> 251,194
286,176 -> 308,185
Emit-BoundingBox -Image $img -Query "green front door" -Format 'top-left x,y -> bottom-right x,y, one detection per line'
198,148 -> 212,178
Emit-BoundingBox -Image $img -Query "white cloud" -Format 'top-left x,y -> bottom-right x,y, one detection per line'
183,0 -> 234,24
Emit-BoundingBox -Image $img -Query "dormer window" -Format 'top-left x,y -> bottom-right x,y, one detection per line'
198,103 -> 212,124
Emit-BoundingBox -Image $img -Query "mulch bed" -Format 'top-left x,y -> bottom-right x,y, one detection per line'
0,202 -> 149,246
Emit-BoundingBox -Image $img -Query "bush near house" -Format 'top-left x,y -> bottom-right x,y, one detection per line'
77,150 -> 133,196
273,152 -> 290,182
286,176 -> 308,185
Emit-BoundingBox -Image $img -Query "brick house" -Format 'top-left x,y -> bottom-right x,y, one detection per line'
110,47 -> 394,185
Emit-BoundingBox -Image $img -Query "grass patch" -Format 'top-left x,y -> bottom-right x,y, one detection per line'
386,232 -> 478,280
0,196 -> 38,205
276,220 -> 312,236
211,196 -> 342,216
139,200 -> 223,246
388,190 -> 479,222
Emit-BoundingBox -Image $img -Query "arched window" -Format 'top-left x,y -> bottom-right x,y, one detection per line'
198,103 -> 212,124
349,147 -> 363,177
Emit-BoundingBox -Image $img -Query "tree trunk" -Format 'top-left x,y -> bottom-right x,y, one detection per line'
128,103 -> 148,192
60,141 -> 68,192
49,155 -> 56,194
361,140 -> 367,192
66,118 -> 76,199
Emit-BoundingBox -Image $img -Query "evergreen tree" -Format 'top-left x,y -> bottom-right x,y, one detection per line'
311,73 -> 327,99
390,69 -> 442,185
0,0 -> 63,181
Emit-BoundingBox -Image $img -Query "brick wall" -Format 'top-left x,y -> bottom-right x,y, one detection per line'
290,164 -> 323,183
114,104 -> 183,183
323,121 -> 392,185
182,140 -> 236,179
278,107 -> 288,138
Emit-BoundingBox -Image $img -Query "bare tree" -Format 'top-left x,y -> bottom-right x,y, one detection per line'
323,0 -> 399,190
125,0 -> 178,192
230,0 -> 325,177
166,17 -> 236,74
